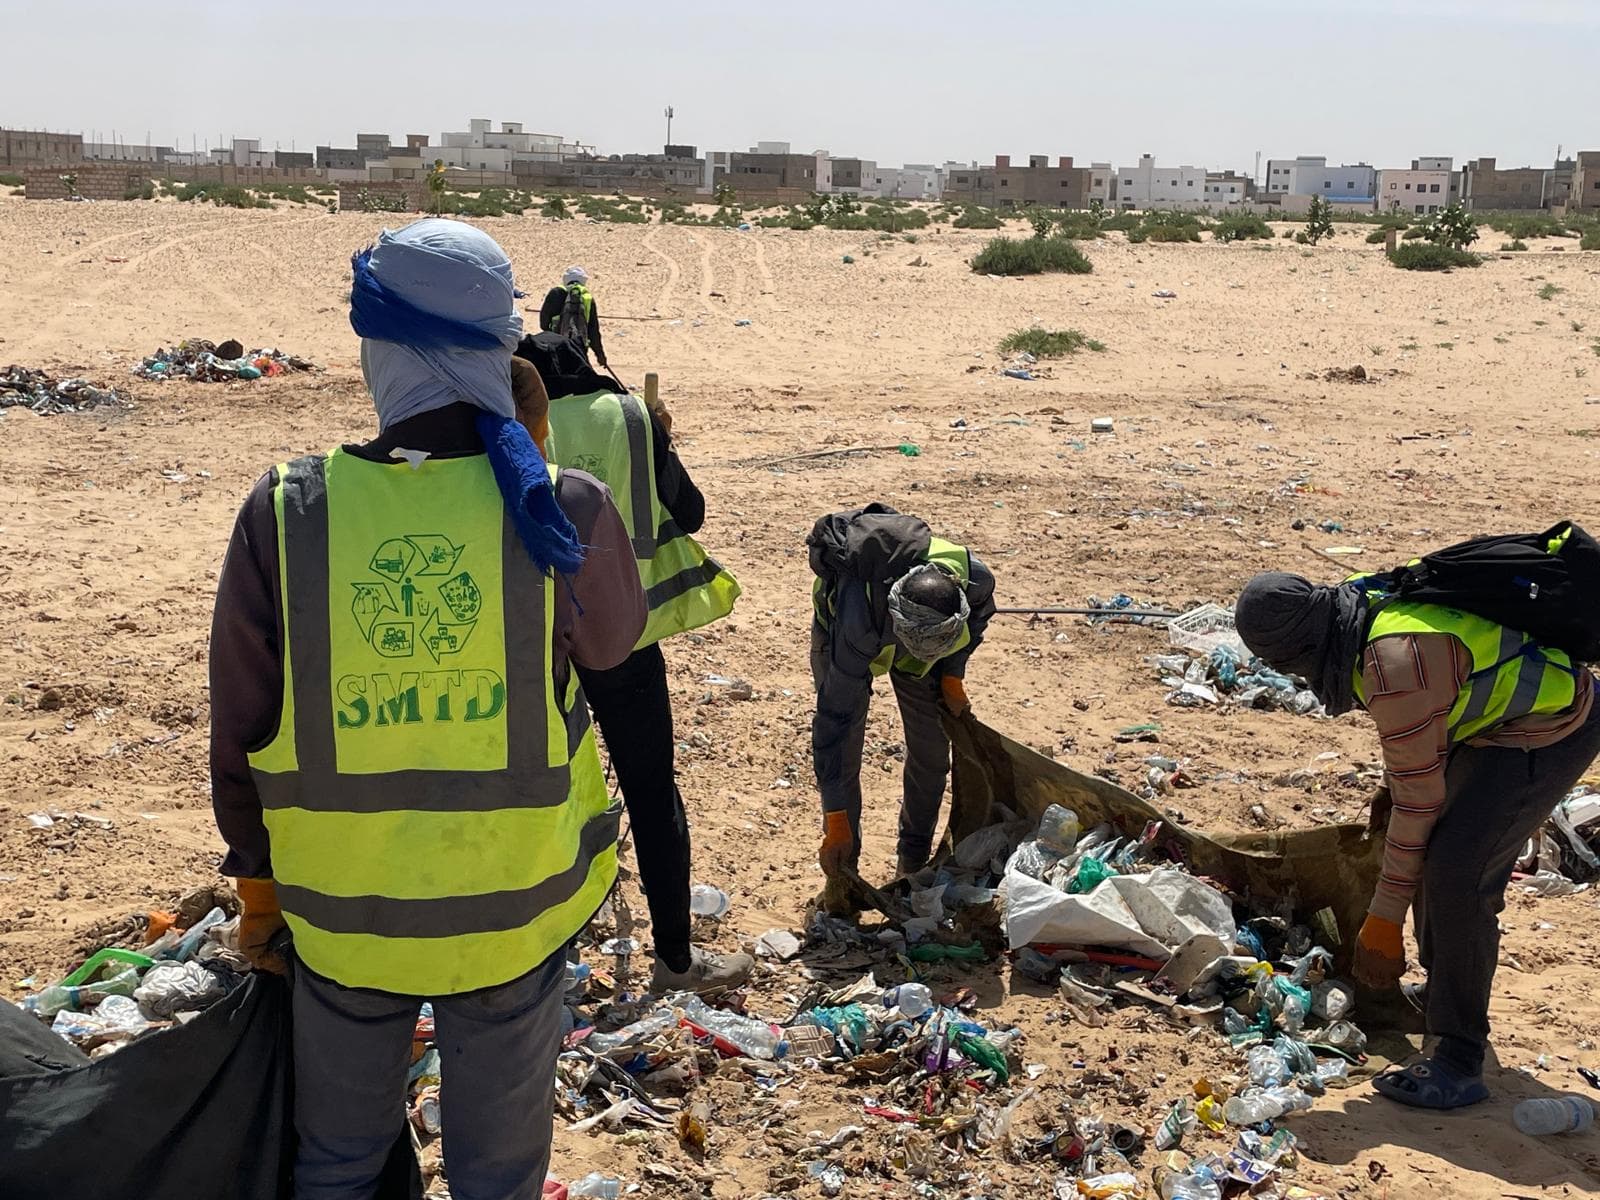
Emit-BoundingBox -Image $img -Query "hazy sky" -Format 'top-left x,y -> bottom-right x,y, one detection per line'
5,0 -> 1597,174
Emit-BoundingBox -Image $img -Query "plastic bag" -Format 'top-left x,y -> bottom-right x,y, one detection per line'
1003,866 -> 1237,955
134,961 -> 226,1019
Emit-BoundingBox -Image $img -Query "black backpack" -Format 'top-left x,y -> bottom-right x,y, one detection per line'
808,504 -> 932,625
1361,520 -> 1600,662
556,285 -> 589,349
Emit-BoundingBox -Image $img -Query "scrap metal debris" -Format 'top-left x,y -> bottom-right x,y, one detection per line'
1,366 -> 125,415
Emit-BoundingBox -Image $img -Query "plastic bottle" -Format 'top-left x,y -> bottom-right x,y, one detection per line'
1246,1045 -> 1291,1087
169,907 -> 226,962
679,994 -> 785,1059
883,982 -> 933,1018
1222,1086 -> 1314,1125
689,884 -> 730,918
1513,1096 -> 1595,1136
585,1009 -> 677,1053
23,967 -> 142,1017
1036,804 -> 1082,854
1310,979 -> 1354,1021
1221,1007 -> 1250,1036
1155,1164 -> 1222,1200
566,1173 -> 623,1199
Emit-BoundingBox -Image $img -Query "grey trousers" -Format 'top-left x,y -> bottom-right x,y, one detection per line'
889,669 -> 954,864
292,950 -> 565,1200
1415,688 -> 1600,1075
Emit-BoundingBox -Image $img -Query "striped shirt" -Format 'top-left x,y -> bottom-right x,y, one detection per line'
1363,631 -> 1594,923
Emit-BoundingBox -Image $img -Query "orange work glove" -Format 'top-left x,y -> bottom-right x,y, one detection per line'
818,810 -> 855,878
1353,913 -> 1405,990
940,675 -> 970,717
235,877 -> 289,975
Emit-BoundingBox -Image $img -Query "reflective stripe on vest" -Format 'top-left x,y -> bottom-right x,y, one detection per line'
546,391 -> 740,648
1352,599 -> 1581,742
245,449 -> 617,995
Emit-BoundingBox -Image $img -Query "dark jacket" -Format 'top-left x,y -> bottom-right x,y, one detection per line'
208,403 -> 645,879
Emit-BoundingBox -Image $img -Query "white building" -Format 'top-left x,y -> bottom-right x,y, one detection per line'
1117,154 -> 1207,209
230,138 -> 271,168
1085,162 -> 1114,207
428,119 -> 587,172
1376,158 -> 1459,215
1203,173 -> 1249,206
1264,156 -> 1375,201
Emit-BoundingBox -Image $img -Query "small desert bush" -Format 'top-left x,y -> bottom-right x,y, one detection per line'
1099,211 -> 1141,232
1402,225 -> 1428,239
952,206 -> 1004,229
1388,243 -> 1482,271
1212,213 -> 1274,243
0,171 -> 25,187
123,181 -> 155,201
177,183 -> 270,209
971,235 -> 1093,275
1365,229 -> 1390,244
1129,212 -> 1206,244
998,326 -> 1106,357
1581,226 -> 1600,252
1501,240 -> 1529,251
1487,213 -> 1568,240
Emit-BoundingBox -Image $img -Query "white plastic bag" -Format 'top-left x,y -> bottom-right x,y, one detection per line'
1002,866 -> 1236,955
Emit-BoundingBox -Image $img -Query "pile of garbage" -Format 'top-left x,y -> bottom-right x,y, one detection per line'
133,339 -> 317,383
1,365 -> 125,415
15,886 -> 246,1057
1150,646 -> 1322,716
1517,785 -> 1600,896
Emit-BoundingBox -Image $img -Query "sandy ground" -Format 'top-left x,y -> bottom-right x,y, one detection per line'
2,196 -> 1599,1196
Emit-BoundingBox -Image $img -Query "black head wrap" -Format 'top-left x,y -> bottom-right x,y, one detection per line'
1235,572 -> 1369,716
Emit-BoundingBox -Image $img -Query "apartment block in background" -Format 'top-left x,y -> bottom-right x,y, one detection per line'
1460,157 -> 1565,210
1117,155 -> 1207,209
1376,157 -> 1459,214
941,154 -> 1094,209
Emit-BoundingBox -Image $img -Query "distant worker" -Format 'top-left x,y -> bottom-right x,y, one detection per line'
540,265 -> 607,369
517,332 -> 749,995
210,219 -> 645,1197
808,504 -> 996,885
1236,527 -> 1600,1111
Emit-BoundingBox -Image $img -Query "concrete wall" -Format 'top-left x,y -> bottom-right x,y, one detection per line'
1460,159 -> 1555,210
2,129 -> 84,166
24,164 -> 149,200
1573,151 -> 1600,211
338,180 -> 424,212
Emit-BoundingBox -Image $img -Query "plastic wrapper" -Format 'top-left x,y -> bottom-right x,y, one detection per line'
1003,866 -> 1237,956
134,961 -> 226,1019
51,994 -> 151,1045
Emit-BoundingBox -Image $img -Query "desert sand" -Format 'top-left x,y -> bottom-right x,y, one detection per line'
2,196 -> 1598,1196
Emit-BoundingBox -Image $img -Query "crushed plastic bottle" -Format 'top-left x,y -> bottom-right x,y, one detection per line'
1223,1086 -> 1315,1125
22,967 -> 141,1017
883,983 -> 933,1019
688,884 -> 730,918
1154,1099 -> 1197,1150
1036,804 -> 1082,854
585,1009 -> 677,1053
1311,979 -> 1354,1021
1513,1095 -> 1594,1135
679,994 -> 785,1059
1155,1163 -> 1222,1200
169,907 -> 226,962
567,1172 -> 624,1199
1246,1044 -> 1291,1087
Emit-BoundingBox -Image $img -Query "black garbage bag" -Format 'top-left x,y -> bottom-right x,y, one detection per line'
0,972 -> 419,1200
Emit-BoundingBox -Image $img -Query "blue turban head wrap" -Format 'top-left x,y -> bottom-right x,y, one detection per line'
349,218 -> 583,576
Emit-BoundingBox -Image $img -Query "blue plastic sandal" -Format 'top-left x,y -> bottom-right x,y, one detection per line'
1373,1057 -> 1488,1110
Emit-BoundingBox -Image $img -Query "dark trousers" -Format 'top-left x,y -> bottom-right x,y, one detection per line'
292,951 -> 565,1200
577,643 -> 693,972
1415,690 -> 1600,1075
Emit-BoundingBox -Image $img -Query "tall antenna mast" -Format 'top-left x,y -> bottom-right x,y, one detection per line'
664,106 -> 674,150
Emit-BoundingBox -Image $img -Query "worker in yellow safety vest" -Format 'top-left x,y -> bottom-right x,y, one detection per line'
1236,565 -> 1599,1112
540,265 -> 607,368
807,505 -> 996,886
209,219 -> 645,1196
515,332 -> 748,994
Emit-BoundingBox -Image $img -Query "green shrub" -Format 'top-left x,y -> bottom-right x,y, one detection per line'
1365,229 -> 1389,244
578,196 -> 647,223
1303,195 -> 1335,245
0,171 -> 24,187
1054,211 -> 1103,240
1487,213 -> 1567,239
1402,226 -> 1427,240
970,235 -> 1093,275
1501,240 -> 1529,251
998,327 -> 1106,357
1213,213 -> 1274,243
952,206 -> 1003,229
541,196 -> 571,220
123,181 -> 155,201
1388,243 -> 1482,271
1098,211 -> 1141,232
1419,203 -> 1478,251
1537,282 -> 1564,300
1130,212 -> 1205,244
1582,227 -> 1600,251
176,183 -> 270,209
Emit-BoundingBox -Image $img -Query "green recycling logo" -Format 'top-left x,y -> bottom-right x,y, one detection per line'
352,534 -> 482,662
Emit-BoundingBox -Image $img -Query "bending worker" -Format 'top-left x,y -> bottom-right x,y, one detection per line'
518,342 -> 749,994
539,265 -> 606,369
210,219 -> 645,1198
1236,560 -> 1599,1111
808,504 -> 996,881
